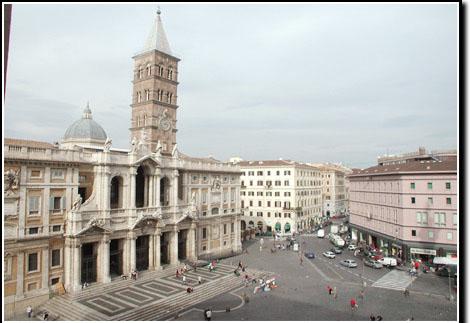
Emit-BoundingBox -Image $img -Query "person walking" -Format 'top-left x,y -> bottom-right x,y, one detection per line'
327,285 -> 333,295
299,255 -> 304,266
359,289 -> 365,302
350,298 -> 358,311
26,305 -> 33,318
198,276 -> 202,284
204,309 -> 212,321
404,288 -> 410,297
182,275 -> 187,285
333,286 -> 338,300
376,315 -> 383,321
369,314 -> 376,321
43,311 -> 49,321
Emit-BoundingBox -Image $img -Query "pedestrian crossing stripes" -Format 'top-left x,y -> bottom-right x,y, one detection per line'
371,270 -> 416,291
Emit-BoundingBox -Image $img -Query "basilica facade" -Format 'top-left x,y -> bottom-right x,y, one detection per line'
4,10 -> 242,319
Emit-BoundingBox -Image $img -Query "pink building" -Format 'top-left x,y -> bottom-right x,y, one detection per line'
348,158 -> 457,262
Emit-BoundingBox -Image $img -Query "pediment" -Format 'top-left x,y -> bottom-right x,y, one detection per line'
133,155 -> 161,167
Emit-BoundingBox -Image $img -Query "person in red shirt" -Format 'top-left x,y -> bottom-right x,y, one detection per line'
350,298 -> 358,311
415,261 -> 420,270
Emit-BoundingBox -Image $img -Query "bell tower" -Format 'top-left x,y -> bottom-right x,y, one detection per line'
130,9 -> 180,154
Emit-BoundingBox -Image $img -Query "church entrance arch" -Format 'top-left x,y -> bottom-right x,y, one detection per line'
81,243 -> 97,284
136,235 -> 149,271
241,220 -> 246,231
160,232 -> 170,265
109,239 -> 123,277
178,229 -> 188,260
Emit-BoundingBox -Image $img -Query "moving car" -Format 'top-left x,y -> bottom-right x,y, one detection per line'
322,251 -> 336,259
348,244 -> 357,251
377,257 -> 397,267
340,259 -> 358,268
304,251 -> 315,259
317,229 -> 325,238
331,247 -> 343,254
364,258 -> 383,269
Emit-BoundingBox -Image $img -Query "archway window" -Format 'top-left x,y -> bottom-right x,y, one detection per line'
135,166 -> 149,208
241,220 -> 246,231
257,221 -> 263,231
248,221 -> 254,228
110,176 -> 123,209
145,90 -> 150,101
275,222 -> 281,232
146,65 -> 151,76
160,176 -> 170,206
211,207 -> 219,215
169,93 -> 173,104
137,91 -> 142,103
138,68 -> 143,79
284,222 -> 291,233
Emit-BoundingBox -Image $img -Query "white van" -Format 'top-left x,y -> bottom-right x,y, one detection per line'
317,229 -> 325,238
377,257 -> 397,267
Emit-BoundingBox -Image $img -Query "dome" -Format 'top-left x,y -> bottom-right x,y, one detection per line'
63,103 -> 107,142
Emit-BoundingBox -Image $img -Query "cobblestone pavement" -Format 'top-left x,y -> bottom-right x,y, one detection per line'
173,235 -> 458,321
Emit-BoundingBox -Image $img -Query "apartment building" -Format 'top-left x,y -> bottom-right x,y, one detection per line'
348,157 -> 457,262
237,160 -> 323,235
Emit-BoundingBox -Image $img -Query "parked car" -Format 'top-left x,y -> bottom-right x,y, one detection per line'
323,251 -> 336,259
436,267 -> 456,277
348,244 -> 357,251
317,229 -> 325,238
364,258 -> 383,269
340,259 -> 358,268
304,251 -> 315,259
331,247 -> 343,254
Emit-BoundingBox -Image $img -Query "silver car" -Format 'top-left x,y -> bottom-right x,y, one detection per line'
340,259 -> 358,268
322,251 -> 336,259
364,259 -> 383,269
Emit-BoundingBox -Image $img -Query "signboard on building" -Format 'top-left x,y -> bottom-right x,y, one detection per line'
410,248 -> 436,256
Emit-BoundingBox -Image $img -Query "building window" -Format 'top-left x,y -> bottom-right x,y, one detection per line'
28,253 -> 38,272
52,225 -> 61,232
447,232 -> 453,240
28,196 -> 40,215
453,213 -> 457,225
446,182 -> 451,189
231,223 -> 234,232
28,227 -> 39,235
428,197 -> 433,205
411,197 -> 415,204
410,182 -> 415,189
202,245 -> 207,251
202,228 -> 207,239
428,231 -> 434,239
30,170 -> 41,178
446,197 -> 452,205
224,224 -> 227,235
284,180 -> 289,186
427,182 -> 433,189
51,249 -> 61,267
51,169 -> 65,180
267,171 -> 271,175
257,181 -> 263,186
51,277 -> 60,285
416,212 -> 428,224
434,213 -> 446,227
267,212 -> 271,217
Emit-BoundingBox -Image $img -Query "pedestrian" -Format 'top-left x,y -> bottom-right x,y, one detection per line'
183,264 -> 188,273
176,269 -> 180,278
238,261 -> 243,269
182,275 -> 187,285
350,298 -> 358,311
376,315 -> 383,321
404,288 -> 410,297
186,287 -> 194,293
333,286 -> 338,300
204,309 -> 212,321
198,276 -> 202,284
26,305 -> 32,318
327,285 -> 333,295
300,255 -> 303,266
369,314 -> 376,321
43,311 -> 49,321
359,289 -> 365,301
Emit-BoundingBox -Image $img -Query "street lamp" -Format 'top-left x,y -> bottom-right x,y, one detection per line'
447,266 -> 454,302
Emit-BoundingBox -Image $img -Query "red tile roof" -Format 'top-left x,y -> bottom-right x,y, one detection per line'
4,138 -> 55,149
348,159 -> 457,177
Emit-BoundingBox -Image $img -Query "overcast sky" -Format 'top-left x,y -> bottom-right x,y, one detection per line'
4,3 -> 458,168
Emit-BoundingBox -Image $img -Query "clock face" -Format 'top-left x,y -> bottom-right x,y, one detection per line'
160,117 -> 171,131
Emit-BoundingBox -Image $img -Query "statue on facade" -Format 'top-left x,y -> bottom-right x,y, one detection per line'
71,195 -> 83,211
155,140 -> 163,156
103,137 -> 112,152
131,137 -> 138,153
171,144 -> 179,159
4,169 -> 20,194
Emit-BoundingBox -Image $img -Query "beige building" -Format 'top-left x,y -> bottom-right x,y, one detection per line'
309,163 -> 352,217
3,10 -> 242,319
236,160 -> 323,235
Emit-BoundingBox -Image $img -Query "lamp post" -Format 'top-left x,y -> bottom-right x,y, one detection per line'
448,266 -> 454,302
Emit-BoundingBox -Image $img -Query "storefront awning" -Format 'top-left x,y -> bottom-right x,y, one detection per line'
432,257 -> 458,266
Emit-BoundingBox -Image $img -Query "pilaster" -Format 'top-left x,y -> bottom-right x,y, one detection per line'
170,227 -> 179,265
16,252 -> 24,297
100,235 -> 111,283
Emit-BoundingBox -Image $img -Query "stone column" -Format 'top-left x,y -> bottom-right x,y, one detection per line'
100,235 -> 111,283
16,252 -> 24,297
155,230 -> 162,270
72,239 -> 81,292
128,231 -> 137,272
148,176 -> 154,207
172,170 -> 179,206
42,247 -> 49,290
103,166 -> 111,210
188,224 -> 197,261
129,167 -> 137,209
148,234 -> 155,271
170,227 -> 179,265
155,170 -> 161,207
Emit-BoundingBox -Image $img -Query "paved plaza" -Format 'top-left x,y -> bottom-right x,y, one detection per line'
28,234 -> 458,321
173,235 -> 458,321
